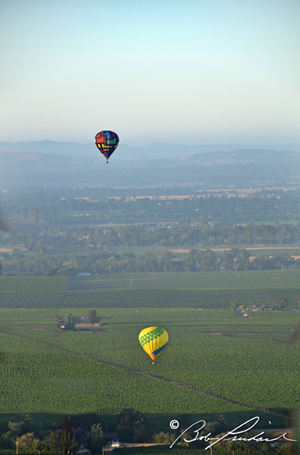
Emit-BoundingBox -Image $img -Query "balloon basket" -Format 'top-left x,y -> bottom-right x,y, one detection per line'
152,361 -> 156,365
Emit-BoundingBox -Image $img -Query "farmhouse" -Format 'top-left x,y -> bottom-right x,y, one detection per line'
57,318 -> 65,331
249,305 -> 260,311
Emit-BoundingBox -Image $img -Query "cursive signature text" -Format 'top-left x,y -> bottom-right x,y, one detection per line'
170,416 -> 296,450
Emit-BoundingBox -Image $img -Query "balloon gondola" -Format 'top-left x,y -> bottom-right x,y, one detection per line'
94,130 -> 119,163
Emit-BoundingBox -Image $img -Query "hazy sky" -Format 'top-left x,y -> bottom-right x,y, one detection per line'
1,0 -> 299,145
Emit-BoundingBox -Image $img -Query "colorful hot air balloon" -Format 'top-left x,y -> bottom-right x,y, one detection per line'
138,327 -> 169,364
94,130 -> 119,163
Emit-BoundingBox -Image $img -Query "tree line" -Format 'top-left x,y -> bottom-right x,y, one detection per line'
1,247 -> 298,275
1,223 -> 300,253
0,409 -> 294,453
1,187 -> 300,231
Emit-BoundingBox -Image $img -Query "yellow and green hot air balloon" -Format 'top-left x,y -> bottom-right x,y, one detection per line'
138,327 -> 169,364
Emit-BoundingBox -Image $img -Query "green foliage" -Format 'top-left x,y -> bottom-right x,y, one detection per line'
87,423 -> 105,454
279,296 -> 289,309
1,286 -> 300,309
60,428 -> 76,454
116,409 -> 152,443
117,408 -> 147,428
153,431 -> 176,444
0,276 -> 67,292
0,268 -> 298,440
16,432 -> 40,451
0,308 -> 298,434
41,431 -> 59,451
230,300 -> 239,311
86,309 -> 100,326
64,313 -> 76,330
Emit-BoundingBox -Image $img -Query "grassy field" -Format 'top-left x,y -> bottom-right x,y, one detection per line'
1,271 -> 300,309
2,270 -> 300,291
66,270 -> 300,290
0,271 -> 298,433
1,288 -> 300,309
0,307 -> 298,432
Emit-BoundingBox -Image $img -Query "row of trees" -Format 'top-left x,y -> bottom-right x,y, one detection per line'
0,248 -> 299,274
2,187 -> 300,230
0,414 -> 105,454
0,410 -> 154,453
0,410 -> 295,453
58,310 -> 100,330
231,296 -> 290,311
1,222 -> 300,253
0,189 -> 300,240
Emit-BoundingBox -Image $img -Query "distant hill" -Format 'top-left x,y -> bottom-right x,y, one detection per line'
169,149 -> 300,166
0,148 -> 300,189
1,140 -> 300,160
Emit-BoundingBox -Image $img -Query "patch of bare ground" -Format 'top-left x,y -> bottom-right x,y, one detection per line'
74,323 -> 103,327
169,249 -> 190,253
248,246 -> 293,251
197,246 -> 300,254
106,187 -> 297,200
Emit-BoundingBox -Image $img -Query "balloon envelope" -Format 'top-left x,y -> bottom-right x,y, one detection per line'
95,130 -> 119,162
138,326 -> 169,361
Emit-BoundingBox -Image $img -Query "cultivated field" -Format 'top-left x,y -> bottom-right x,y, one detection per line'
0,306 -> 298,432
0,271 -> 298,434
1,271 -> 300,309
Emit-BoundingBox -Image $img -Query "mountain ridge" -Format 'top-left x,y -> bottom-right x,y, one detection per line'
1,148 -> 300,189
1,140 -> 300,161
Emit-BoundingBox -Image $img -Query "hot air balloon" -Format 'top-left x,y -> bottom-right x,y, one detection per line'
95,130 -> 119,163
138,327 -> 169,364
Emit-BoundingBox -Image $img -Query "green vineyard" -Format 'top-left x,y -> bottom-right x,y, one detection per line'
1,287 -> 300,309
0,307 -> 298,433
0,271 -> 299,435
